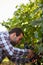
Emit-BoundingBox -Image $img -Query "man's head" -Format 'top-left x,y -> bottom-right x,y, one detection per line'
9,28 -> 24,45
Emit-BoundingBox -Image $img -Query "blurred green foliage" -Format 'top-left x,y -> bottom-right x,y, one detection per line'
1,0 -> 43,64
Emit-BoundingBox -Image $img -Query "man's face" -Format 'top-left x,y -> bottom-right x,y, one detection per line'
10,33 -> 23,45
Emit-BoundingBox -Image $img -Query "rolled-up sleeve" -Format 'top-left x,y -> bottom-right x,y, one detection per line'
0,32 -> 27,62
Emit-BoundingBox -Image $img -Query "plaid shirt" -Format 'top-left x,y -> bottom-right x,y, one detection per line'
0,31 -> 27,63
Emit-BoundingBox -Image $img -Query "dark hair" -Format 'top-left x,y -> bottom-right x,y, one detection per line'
9,28 -> 24,36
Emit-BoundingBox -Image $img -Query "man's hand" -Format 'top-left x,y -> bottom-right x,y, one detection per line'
27,49 -> 34,58
26,49 -> 37,63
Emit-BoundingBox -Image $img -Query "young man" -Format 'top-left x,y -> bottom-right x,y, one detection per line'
0,28 -> 27,63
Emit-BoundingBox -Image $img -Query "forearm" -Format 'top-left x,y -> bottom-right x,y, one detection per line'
13,47 -> 28,56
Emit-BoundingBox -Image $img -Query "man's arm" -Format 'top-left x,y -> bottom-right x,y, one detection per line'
0,32 -> 27,62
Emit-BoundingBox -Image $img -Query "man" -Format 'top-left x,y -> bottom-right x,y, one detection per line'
0,28 -> 27,63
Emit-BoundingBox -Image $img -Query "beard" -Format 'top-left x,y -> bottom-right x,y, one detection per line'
10,41 -> 17,46
10,36 -> 18,46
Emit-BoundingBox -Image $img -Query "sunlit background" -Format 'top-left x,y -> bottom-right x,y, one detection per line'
0,0 -> 29,22
0,0 -> 29,31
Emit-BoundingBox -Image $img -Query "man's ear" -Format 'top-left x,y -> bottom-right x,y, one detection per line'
13,32 -> 16,36
10,32 -> 16,38
13,32 -> 17,37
